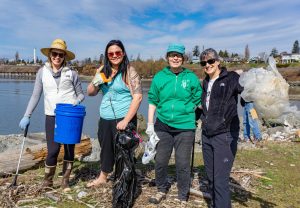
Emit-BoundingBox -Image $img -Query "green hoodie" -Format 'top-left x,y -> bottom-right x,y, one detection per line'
148,67 -> 202,129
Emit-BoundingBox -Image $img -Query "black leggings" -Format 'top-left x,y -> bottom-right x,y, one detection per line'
45,115 -> 75,166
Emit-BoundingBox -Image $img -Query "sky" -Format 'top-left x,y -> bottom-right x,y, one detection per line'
1,0 -> 300,61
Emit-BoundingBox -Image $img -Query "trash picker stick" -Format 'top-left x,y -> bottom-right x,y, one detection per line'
10,124 -> 29,187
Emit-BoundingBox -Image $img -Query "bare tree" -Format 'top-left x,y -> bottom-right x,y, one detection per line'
185,52 -> 193,63
99,54 -> 104,64
15,51 -> 19,63
244,44 -> 250,60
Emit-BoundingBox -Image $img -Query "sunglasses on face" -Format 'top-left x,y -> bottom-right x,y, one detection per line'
51,51 -> 65,58
200,58 -> 216,66
107,51 -> 123,58
168,52 -> 183,58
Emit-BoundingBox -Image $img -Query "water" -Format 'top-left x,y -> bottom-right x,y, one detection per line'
0,79 -> 149,138
0,79 -> 299,138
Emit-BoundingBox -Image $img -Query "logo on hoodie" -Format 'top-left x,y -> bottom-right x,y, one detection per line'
181,80 -> 190,89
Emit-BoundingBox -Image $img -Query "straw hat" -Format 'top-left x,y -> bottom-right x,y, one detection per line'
41,38 -> 75,61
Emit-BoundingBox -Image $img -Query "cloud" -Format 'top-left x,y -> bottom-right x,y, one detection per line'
0,0 -> 299,60
170,20 -> 195,31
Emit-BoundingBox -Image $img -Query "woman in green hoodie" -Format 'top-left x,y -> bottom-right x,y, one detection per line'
146,43 -> 202,204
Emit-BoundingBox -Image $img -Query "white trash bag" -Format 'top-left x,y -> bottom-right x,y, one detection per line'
142,133 -> 160,164
239,57 -> 299,124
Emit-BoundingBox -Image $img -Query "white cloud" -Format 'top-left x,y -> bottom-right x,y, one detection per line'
0,0 -> 300,60
170,20 -> 195,31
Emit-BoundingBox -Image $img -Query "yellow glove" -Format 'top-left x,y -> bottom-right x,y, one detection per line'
100,72 -> 112,83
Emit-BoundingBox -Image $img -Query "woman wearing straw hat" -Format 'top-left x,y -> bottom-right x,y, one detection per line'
86,39 -> 142,187
19,38 -> 84,191
147,43 -> 202,205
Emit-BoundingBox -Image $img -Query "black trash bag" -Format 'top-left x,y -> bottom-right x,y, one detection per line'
112,123 -> 140,208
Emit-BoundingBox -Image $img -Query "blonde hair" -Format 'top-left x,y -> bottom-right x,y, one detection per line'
48,49 -> 67,67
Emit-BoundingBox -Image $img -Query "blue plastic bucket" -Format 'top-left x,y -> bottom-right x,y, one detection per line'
54,103 -> 86,144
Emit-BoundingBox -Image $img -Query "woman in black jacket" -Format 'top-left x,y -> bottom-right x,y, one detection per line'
199,48 -> 243,208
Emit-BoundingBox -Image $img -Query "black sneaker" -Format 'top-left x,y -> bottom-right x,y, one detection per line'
149,192 -> 166,204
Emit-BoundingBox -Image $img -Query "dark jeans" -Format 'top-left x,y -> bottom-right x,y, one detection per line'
45,115 -> 75,166
155,130 -> 195,201
202,131 -> 238,208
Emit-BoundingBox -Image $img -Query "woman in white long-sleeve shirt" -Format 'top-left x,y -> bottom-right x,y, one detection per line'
19,39 -> 84,191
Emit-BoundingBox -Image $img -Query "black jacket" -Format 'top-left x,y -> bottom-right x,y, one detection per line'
201,67 -> 243,136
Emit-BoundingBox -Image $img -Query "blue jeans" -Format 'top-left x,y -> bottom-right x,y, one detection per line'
243,102 -> 262,140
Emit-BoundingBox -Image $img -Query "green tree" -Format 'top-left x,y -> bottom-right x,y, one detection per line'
192,45 -> 200,57
270,48 -> 278,57
292,40 -> 299,53
219,50 -> 224,57
224,50 -> 229,58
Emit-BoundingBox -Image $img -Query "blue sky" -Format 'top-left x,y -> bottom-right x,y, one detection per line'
1,0 -> 300,61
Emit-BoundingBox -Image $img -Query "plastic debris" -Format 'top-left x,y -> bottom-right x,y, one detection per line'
239,57 -> 300,125
142,133 -> 160,164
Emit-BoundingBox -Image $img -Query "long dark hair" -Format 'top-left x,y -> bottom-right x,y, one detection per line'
102,40 -> 130,82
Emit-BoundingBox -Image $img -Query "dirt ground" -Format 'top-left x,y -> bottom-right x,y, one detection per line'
1,141 -> 300,208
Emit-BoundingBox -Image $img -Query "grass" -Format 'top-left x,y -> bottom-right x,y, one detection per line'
232,142 -> 300,207
1,141 -> 300,207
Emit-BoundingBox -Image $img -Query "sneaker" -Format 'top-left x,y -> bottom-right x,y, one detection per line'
149,192 -> 166,204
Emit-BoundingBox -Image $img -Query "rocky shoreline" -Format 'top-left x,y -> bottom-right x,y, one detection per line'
1,119 -> 299,162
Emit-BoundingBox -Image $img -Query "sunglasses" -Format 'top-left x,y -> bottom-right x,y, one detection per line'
51,51 -> 65,58
108,51 -> 123,58
168,52 -> 183,58
200,59 -> 216,66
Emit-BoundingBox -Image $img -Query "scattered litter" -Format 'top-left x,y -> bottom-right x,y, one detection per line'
77,191 -> 88,199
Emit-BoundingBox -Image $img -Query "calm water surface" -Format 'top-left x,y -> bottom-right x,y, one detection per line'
0,78 -> 299,138
0,78 -> 149,138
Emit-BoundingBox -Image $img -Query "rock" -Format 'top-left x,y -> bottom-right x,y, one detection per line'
267,126 -> 285,135
81,138 -> 100,162
262,133 -> 269,140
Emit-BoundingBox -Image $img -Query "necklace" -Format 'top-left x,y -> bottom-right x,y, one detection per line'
111,68 -> 118,78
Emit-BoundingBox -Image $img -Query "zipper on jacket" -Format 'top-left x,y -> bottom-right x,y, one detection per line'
172,104 -> 174,120
174,76 -> 178,95
172,76 -> 178,121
